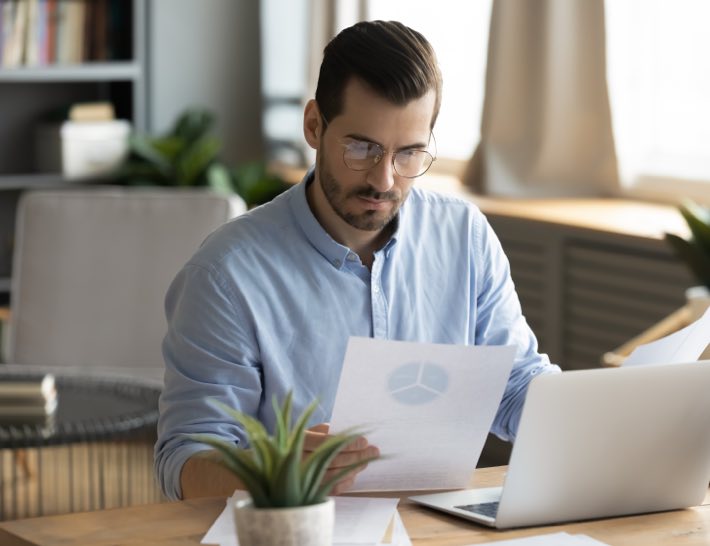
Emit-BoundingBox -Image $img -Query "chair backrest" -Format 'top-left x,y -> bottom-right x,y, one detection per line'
6,187 -> 246,380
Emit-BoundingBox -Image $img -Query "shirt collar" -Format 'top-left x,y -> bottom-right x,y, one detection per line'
288,167 -> 401,269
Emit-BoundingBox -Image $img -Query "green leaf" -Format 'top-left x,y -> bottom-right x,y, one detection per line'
206,399 -> 274,471
231,161 -> 290,207
680,202 -> 710,255
665,233 -> 710,288
195,394 -> 379,508
175,136 -> 221,186
206,164 -> 235,194
129,135 -> 171,175
273,392 -> 293,453
189,434 -> 270,505
150,136 -> 185,162
287,400 -> 318,454
172,109 -> 215,143
269,448 -> 303,507
308,454 -> 380,504
301,430 -> 364,502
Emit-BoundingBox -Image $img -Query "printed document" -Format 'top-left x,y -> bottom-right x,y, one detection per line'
330,337 -> 516,491
622,306 -> 710,366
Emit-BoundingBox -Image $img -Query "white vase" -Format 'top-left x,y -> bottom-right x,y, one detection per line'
233,498 -> 335,546
686,285 -> 710,322
686,286 -> 710,361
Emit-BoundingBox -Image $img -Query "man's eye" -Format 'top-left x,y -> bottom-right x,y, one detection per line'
346,141 -> 380,160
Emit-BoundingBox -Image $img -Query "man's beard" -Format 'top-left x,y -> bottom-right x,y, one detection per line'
317,152 -> 406,232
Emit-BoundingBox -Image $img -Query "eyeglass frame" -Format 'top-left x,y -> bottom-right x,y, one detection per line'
319,111 -> 437,179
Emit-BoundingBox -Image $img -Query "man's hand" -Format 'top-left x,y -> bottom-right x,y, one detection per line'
303,423 -> 379,495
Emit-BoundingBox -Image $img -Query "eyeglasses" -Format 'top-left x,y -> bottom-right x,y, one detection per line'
338,136 -> 436,179
320,112 -> 436,178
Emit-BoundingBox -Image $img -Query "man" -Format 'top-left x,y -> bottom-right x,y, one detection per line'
155,20 -> 559,501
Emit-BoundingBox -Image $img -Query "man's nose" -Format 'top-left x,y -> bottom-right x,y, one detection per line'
366,154 -> 396,193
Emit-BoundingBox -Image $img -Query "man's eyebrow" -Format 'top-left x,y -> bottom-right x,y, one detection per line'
344,133 -> 429,151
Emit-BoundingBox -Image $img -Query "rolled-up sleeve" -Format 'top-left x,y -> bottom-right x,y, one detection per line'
154,262 -> 261,500
473,213 -> 560,442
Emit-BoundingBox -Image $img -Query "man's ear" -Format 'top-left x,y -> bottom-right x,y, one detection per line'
303,100 -> 323,150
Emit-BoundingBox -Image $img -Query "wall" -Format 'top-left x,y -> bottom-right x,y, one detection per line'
148,0 -> 264,165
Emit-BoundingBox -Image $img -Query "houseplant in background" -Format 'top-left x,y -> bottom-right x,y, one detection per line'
665,201 -> 710,321
191,393 -> 378,546
112,108 -> 290,208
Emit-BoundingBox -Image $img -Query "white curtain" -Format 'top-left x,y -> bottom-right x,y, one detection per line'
606,0 -> 710,204
465,0 -> 619,197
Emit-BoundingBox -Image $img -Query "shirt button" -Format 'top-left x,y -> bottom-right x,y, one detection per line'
346,253 -> 357,262
373,285 -> 380,294
333,259 -> 342,267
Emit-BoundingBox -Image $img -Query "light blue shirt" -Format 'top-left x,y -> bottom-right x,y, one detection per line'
155,170 -> 560,500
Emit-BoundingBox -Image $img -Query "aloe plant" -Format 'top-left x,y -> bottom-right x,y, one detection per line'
665,201 -> 710,289
190,392 -> 377,508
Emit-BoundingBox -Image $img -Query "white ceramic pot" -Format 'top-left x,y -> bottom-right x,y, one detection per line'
233,498 -> 335,546
686,286 -> 710,361
686,285 -> 710,322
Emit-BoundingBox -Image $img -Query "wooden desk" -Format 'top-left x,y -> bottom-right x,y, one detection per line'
1,467 -> 709,545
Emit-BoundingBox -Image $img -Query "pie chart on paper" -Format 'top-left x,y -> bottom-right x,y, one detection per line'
387,361 -> 449,405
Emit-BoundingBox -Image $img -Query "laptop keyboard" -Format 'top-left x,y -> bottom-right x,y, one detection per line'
455,501 -> 500,519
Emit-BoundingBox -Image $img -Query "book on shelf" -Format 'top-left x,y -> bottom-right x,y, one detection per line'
0,373 -> 58,423
0,0 -> 132,68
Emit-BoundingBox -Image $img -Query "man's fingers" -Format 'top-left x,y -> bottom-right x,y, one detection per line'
302,429 -> 329,451
327,446 -> 379,469
303,429 -> 371,453
331,475 -> 356,495
322,458 -> 370,485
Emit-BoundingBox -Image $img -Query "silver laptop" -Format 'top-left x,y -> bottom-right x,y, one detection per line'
409,361 -> 710,529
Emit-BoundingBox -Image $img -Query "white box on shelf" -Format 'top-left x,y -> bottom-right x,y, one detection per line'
60,120 -> 131,179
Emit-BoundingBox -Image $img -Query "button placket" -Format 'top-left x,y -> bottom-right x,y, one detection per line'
371,258 -> 387,338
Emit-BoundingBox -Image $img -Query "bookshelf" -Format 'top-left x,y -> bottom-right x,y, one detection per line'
0,0 -> 147,303
0,61 -> 141,82
0,0 -> 263,307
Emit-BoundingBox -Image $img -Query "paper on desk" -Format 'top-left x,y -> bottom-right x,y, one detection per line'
201,491 -> 407,546
330,337 -> 516,492
467,532 -> 610,545
622,306 -> 710,367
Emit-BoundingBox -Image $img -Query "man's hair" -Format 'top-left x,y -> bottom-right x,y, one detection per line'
315,20 -> 442,129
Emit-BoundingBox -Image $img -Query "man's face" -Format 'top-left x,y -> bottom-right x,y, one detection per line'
313,79 -> 436,233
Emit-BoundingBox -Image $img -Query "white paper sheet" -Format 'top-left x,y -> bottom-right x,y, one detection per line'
201,492 -> 406,546
332,497 -> 399,543
329,337 -> 517,491
467,532 -> 610,546
622,306 -> 710,366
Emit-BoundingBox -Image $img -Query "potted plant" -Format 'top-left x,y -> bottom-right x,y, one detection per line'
665,201 -> 710,321
112,108 -> 290,208
190,392 -> 377,546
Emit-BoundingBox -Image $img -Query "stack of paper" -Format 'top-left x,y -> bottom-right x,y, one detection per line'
202,491 -> 411,546
0,374 -> 57,424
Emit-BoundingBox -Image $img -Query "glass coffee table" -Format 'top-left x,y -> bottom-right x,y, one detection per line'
0,367 -> 162,520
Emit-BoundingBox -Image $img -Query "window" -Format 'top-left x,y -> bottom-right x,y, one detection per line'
260,0 -> 310,165
260,1 -> 492,170
366,1 -> 492,164
606,0 -> 710,202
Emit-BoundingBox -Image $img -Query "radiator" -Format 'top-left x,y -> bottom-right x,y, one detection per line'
491,216 -> 693,370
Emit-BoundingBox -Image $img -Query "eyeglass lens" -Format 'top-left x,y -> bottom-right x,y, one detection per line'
342,140 -> 433,178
